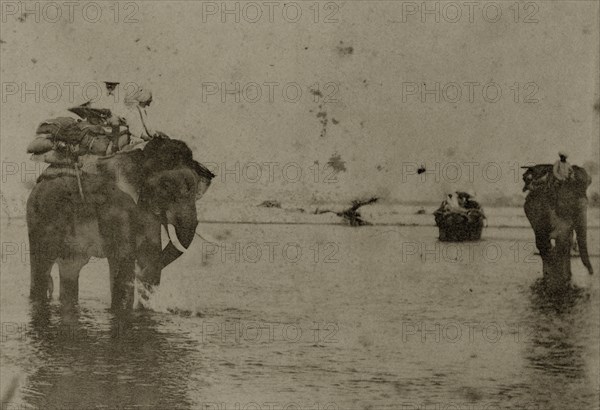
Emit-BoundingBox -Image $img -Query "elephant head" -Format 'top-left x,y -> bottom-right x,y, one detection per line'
138,139 -> 214,279
97,138 -> 215,288
522,164 -> 593,290
144,167 -> 199,255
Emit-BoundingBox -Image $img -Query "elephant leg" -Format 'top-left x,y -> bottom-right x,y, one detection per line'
29,247 -> 55,302
107,255 -> 135,310
525,205 -> 552,257
28,230 -> 59,302
544,218 -> 573,290
135,214 -> 163,297
534,229 -> 551,257
57,255 -> 89,305
97,194 -> 138,310
104,229 -> 136,310
138,241 -> 162,288
100,217 -> 136,310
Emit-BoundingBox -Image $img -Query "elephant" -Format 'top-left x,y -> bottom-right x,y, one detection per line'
522,164 -> 593,291
26,138 -> 214,309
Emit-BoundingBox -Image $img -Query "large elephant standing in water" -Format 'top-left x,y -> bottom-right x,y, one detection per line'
522,164 -> 593,291
26,138 -> 214,309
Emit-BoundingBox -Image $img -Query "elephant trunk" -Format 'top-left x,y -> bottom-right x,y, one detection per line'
574,201 -> 593,275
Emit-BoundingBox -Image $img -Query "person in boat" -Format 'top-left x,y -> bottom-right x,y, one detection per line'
442,193 -> 461,211
552,151 -> 573,182
457,191 -> 479,210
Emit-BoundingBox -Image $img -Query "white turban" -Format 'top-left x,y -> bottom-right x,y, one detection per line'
125,86 -> 153,105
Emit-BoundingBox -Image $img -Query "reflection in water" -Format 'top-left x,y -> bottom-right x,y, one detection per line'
23,303 -> 196,409
522,285 -> 597,409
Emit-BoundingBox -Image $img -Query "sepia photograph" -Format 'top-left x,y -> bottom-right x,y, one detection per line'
0,1 -> 599,409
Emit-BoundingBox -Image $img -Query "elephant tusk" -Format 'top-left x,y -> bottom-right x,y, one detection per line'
194,222 -> 220,245
167,223 -> 189,253
160,224 -> 170,250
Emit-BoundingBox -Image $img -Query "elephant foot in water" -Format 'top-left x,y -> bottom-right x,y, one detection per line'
131,264 -> 162,309
135,282 -> 155,309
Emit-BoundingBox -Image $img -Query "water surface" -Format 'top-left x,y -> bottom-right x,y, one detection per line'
1,210 -> 598,409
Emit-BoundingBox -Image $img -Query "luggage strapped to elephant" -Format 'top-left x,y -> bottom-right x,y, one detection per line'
32,116 -> 113,199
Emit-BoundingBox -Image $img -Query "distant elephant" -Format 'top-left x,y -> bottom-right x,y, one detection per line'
522,164 -> 593,291
26,138 -> 214,309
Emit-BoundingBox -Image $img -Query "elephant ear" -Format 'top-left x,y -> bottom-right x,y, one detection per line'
569,166 -> 592,197
191,160 -> 215,199
521,168 -> 536,192
140,138 -> 215,199
143,172 -> 177,210
159,177 -> 177,196
522,165 -> 554,192
573,166 -> 592,187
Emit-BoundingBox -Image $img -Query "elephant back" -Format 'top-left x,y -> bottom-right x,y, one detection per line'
96,149 -> 144,187
141,138 -> 195,175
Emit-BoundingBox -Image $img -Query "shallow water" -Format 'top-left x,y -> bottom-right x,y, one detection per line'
1,215 -> 599,410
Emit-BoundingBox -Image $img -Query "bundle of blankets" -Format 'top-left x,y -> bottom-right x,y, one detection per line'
27,117 -> 108,166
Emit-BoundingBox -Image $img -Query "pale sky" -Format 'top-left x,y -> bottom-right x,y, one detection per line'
1,1 -> 599,205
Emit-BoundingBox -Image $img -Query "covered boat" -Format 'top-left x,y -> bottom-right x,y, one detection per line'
434,192 -> 485,241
